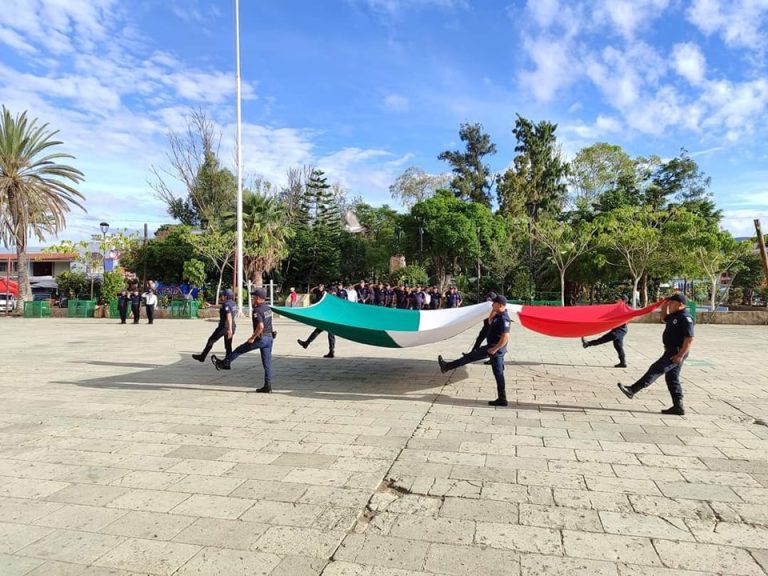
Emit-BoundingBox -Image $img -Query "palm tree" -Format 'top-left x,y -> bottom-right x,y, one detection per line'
225,191 -> 294,287
0,107 -> 85,303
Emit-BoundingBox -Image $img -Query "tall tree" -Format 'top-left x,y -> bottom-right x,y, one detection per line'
0,107 -> 85,303
438,123 -> 497,207
225,191 -> 294,287
389,166 -> 450,209
597,206 -> 667,307
301,169 -> 340,228
150,108 -> 236,226
184,225 -> 235,301
496,115 -> 569,219
533,217 -> 596,306
567,143 -> 635,211
646,149 -> 719,222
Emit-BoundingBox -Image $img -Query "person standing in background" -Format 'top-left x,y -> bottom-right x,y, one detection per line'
143,288 -> 157,324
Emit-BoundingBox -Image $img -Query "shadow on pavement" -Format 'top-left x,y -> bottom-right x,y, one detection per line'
58,353 -> 655,415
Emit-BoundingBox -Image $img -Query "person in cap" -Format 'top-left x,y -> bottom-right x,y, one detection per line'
130,289 -> 142,324
212,287 -> 274,393
581,294 -> 630,367
192,289 -> 236,363
438,295 -> 512,406
617,292 -> 694,415
117,289 -> 129,324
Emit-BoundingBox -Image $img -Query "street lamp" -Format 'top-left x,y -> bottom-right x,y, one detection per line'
100,222 -> 110,280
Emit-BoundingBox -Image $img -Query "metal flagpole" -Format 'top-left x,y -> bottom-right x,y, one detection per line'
234,0 -> 245,316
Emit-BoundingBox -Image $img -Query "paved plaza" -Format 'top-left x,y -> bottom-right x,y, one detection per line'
1,314 -> 767,576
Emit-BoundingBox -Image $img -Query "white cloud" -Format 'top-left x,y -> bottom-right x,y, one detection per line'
518,35 -> 577,101
687,0 -> 768,51
355,0 -> 468,14
591,0 -> 671,39
384,93 -> 410,111
672,42 -> 707,85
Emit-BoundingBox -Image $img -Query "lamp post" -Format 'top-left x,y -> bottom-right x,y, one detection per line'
100,222 -> 110,280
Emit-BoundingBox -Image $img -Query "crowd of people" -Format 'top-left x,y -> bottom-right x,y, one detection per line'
290,281 -> 464,310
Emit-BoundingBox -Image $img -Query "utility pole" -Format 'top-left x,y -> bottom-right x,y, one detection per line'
754,219 -> 768,290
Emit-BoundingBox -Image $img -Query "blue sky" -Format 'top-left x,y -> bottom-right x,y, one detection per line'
1,0 -> 767,242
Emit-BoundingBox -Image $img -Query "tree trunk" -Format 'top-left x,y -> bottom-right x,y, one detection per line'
641,273 -> 649,307
710,277 -> 717,310
559,269 -> 565,306
16,239 -> 31,303
632,276 -> 641,308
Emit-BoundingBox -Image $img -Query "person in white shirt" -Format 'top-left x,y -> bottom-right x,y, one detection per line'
142,289 -> 158,324
346,284 -> 358,303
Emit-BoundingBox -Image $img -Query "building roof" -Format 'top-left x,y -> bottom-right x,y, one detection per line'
0,252 -> 77,262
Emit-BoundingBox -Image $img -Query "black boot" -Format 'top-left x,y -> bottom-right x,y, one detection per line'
211,355 -> 222,371
192,353 -> 205,362
323,351 -> 335,358
661,398 -> 685,416
297,339 -> 308,349
438,355 -> 449,373
489,383 -> 508,406
614,362 -> 627,368
255,383 -> 272,393
581,337 -> 589,348
617,383 -> 635,399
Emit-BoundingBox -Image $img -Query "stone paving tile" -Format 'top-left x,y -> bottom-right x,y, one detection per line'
562,530 -> 661,566
172,517 -> 269,549
0,521 -> 54,554
424,542 -> 520,576
476,522 -> 562,555
17,528 -> 126,564
93,537 -> 201,575
653,539 -> 765,575
170,494 -> 255,519
520,553 -> 618,576
25,561 -> 142,576
519,502 -> 602,532
0,552 -> 45,576
173,547 -> 282,576
100,510 -> 196,540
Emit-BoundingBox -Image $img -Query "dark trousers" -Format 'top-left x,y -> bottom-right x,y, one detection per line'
145,304 -> 155,324
118,306 -> 128,324
472,323 -> 490,351
444,345 -> 507,401
200,326 -> 234,360
586,330 -> 625,364
306,327 -> 335,352
226,336 -> 273,385
131,305 -> 140,323
630,351 -> 686,403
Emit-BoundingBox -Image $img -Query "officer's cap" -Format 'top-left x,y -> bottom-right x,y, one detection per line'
492,295 -> 507,305
667,293 -> 687,305
251,287 -> 267,299
223,289 -> 234,298
486,291 -> 497,301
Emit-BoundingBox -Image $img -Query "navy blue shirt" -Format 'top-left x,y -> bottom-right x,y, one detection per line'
663,309 -> 694,352
252,302 -> 273,334
219,299 -> 236,329
487,311 -> 512,349
336,288 -> 348,300
446,291 -> 461,308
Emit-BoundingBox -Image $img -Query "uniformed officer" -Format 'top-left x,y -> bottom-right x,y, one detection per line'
394,285 -> 407,309
357,280 -> 371,305
470,292 -> 497,352
373,282 -> 383,306
192,289 -> 235,362
213,287 -> 274,393
446,287 -> 462,308
297,283 -> 336,357
336,283 -> 348,300
117,290 -> 129,324
130,290 -> 142,324
582,294 -> 630,367
617,293 -> 694,415
431,286 -> 442,309
438,295 -> 511,406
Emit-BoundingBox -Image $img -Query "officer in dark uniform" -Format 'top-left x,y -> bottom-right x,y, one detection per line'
336,283 -> 348,300
581,294 -> 630,367
297,282 -> 336,358
470,292 -> 497,352
438,295 -> 512,406
193,289 -> 236,362
130,289 -> 142,324
446,287 -> 462,308
617,293 -> 694,415
117,290 -> 129,324
357,280 -> 371,305
431,287 -> 442,309
213,287 -> 274,393
372,282 -> 383,306
395,285 -> 407,309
